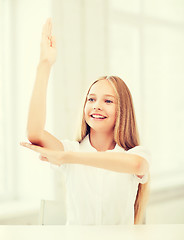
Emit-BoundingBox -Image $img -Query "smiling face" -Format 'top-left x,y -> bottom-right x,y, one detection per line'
84,80 -> 117,134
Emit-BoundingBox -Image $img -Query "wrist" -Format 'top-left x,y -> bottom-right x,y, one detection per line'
63,151 -> 75,164
38,60 -> 52,69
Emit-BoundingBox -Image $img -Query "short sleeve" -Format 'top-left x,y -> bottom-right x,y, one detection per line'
50,139 -> 79,172
127,145 -> 151,184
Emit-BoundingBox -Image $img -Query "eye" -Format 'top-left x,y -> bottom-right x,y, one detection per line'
105,99 -> 113,103
88,98 -> 95,102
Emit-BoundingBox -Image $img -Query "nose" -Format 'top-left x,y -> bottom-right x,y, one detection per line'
93,101 -> 102,110
94,106 -> 101,110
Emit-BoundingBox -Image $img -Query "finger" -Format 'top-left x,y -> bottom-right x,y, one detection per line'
42,18 -> 50,38
46,18 -> 52,37
39,155 -> 48,162
42,21 -> 47,36
51,36 -> 56,48
20,142 -> 49,156
20,142 -> 38,150
48,18 -> 52,37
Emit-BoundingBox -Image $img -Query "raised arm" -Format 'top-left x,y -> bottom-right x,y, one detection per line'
27,18 -> 63,151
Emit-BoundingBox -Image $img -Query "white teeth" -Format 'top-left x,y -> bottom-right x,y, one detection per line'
91,115 -> 106,119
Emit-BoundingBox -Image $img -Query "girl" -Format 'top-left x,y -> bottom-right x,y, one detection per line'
20,18 -> 151,225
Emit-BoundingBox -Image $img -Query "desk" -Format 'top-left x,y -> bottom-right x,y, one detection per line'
0,225 -> 183,240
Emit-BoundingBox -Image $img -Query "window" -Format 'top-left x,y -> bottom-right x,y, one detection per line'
109,0 -> 184,189
0,0 -> 54,204
0,0 -> 17,201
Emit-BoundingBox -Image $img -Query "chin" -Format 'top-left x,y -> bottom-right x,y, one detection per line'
89,126 -> 114,134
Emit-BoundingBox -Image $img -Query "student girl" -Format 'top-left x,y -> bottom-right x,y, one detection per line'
20,18 -> 151,225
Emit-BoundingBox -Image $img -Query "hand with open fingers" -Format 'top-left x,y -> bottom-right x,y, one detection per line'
40,18 -> 57,66
20,142 -> 65,166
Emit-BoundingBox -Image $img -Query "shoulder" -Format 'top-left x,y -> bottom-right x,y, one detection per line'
127,145 -> 152,165
127,146 -> 151,184
127,145 -> 151,154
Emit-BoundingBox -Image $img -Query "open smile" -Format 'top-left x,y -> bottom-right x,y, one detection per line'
90,114 -> 107,120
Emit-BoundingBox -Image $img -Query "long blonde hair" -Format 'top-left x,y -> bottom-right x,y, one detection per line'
76,76 -> 150,224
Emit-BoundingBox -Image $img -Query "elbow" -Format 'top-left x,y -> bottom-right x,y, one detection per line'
135,156 -> 149,175
27,130 -> 43,146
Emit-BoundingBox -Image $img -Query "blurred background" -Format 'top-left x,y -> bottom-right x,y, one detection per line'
0,0 -> 184,224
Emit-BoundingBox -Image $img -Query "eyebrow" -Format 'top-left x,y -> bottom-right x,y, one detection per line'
88,94 -> 115,98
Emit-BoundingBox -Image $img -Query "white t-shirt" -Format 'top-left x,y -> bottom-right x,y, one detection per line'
51,134 -> 151,225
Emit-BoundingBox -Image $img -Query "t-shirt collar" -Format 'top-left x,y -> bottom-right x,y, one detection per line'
81,134 -> 123,152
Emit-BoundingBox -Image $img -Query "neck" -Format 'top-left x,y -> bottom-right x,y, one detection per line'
89,130 -> 116,151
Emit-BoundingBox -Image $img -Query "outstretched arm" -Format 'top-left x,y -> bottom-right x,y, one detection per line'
20,142 -> 149,175
66,151 -> 149,176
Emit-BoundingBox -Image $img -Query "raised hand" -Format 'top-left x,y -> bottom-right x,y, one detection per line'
40,18 -> 57,66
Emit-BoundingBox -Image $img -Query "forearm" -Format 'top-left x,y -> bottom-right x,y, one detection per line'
65,151 -> 148,175
27,61 -> 51,139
